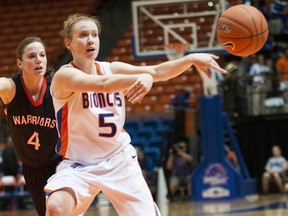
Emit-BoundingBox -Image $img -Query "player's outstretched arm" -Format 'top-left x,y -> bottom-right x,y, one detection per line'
110,53 -> 226,82
51,67 -> 153,104
0,77 -> 16,104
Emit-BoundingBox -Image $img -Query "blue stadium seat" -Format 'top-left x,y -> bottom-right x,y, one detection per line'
155,124 -> 171,136
161,116 -> 175,131
128,130 -> 137,143
145,147 -> 161,167
136,127 -> 154,142
131,137 -> 149,151
143,117 -> 161,131
148,135 -> 163,149
124,119 -> 142,135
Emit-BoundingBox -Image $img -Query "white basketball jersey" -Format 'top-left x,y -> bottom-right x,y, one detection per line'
52,61 -> 131,164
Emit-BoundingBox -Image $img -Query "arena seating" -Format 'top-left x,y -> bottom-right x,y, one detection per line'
124,116 -> 175,168
0,0 -> 103,78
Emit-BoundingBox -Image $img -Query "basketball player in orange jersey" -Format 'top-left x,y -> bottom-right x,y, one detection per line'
44,14 -> 226,216
0,37 -> 63,216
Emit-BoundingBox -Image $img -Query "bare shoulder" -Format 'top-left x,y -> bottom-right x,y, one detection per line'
0,77 -> 13,85
0,77 -> 16,104
52,67 -> 79,87
53,67 -> 73,80
51,68 -> 76,100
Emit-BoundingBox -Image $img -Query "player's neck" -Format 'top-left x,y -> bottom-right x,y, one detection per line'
72,59 -> 97,75
22,74 -> 44,99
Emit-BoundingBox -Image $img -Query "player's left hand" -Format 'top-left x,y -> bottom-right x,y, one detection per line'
126,74 -> 153,104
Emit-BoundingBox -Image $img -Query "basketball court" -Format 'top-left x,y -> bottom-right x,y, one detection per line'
0,194 -> 287,215
86,194 -> 288,216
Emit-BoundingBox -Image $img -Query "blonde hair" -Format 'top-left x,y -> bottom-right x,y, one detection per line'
60,13 -> 101,40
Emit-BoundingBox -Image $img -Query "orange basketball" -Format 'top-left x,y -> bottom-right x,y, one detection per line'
217,4 -> 269,57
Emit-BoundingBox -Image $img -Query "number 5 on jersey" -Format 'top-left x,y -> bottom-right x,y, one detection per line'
99,113 -> 117,137
27,131 -> 40,150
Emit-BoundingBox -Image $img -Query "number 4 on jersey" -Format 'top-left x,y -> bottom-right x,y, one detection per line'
27,131 -> 40,150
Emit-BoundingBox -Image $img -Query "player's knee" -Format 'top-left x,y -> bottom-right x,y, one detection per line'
46,197 -> 66,216
46,190 -> 75,216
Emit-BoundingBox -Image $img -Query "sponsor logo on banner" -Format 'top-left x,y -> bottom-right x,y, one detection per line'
203,163 -> 229,186
202,163 -> 230,198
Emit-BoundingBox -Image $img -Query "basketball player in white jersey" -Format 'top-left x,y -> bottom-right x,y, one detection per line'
44,14 -> 226,216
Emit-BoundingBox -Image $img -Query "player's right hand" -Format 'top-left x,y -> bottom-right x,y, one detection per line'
189,53 -> 226,75
126,74 -> 153,104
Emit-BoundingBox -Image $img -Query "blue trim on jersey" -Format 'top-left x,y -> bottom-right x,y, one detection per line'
154,202 -> 160,216
56,109 -> 63,153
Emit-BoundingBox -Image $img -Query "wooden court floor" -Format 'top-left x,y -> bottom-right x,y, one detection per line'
1,194 -> 288,215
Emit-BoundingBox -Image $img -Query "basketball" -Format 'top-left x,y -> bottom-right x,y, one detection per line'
216,4 -> 269,57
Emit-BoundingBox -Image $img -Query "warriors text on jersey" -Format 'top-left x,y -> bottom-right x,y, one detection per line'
53,62 -> 131,163
5,75 -> 60,167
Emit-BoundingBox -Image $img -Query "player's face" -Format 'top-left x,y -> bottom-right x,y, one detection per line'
17,42 -> 47,77
67,20 -> 100,60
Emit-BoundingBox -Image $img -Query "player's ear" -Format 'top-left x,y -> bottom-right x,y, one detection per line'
65,39 -> 71,50
16,59 -> 22,69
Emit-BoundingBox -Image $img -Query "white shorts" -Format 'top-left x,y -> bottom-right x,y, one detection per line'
44,144 -> 161,216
